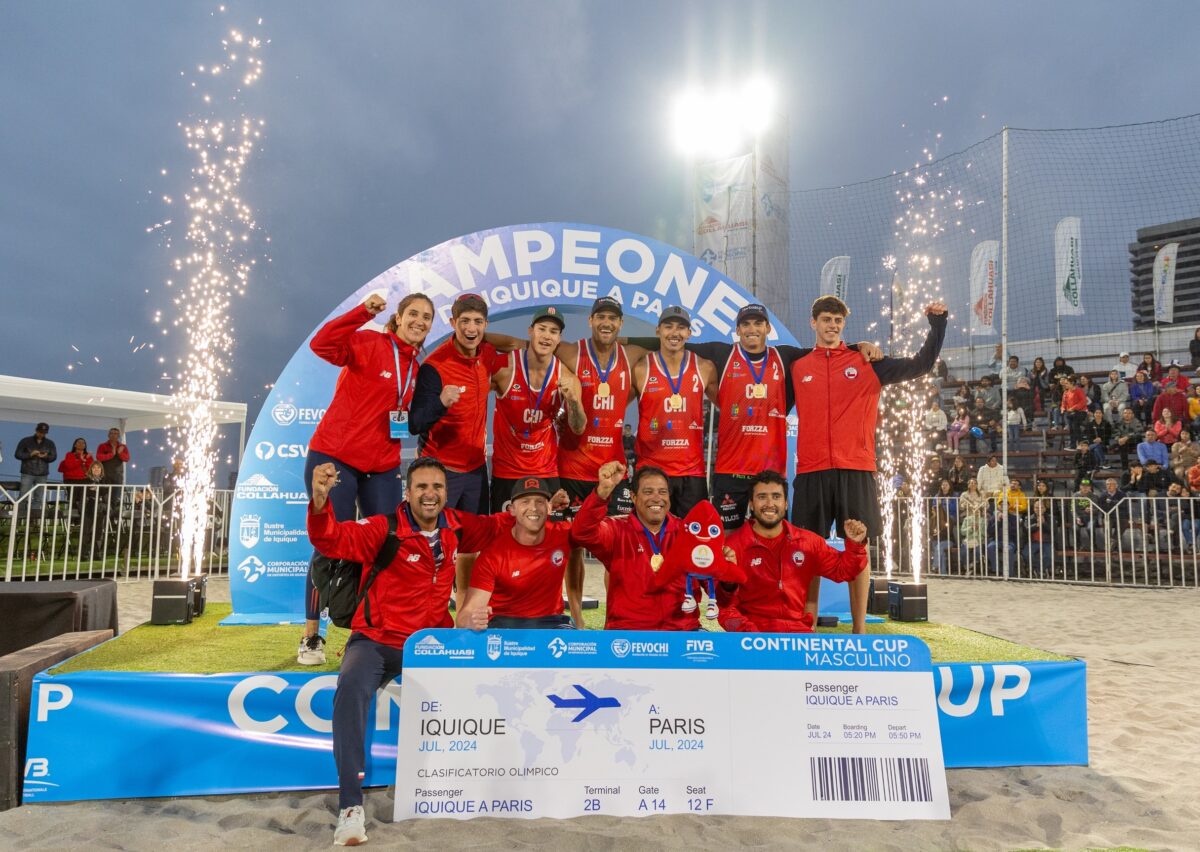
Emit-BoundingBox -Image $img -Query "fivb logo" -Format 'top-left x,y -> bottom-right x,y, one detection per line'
936,664 -> 1031,717
682,638 -> 717,663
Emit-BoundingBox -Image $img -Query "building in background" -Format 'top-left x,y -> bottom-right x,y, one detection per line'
1130,217 -> 1200,329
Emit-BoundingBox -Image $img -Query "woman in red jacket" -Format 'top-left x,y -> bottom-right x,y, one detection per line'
57,438 -> 94,523
298,291 -> 435,664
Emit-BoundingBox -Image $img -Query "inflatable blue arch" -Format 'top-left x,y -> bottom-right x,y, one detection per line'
225,223 -> 801,624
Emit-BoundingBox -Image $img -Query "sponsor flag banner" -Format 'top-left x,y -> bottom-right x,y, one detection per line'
968,241 -> 998,335
1054,216 -> 1084,317
694,155 -> 754,288
226,224 -> 802,624
1152,242 -> 1179,323
820,256 -> 851,302
22,654 -> 1085,802
396,630 -> 950,821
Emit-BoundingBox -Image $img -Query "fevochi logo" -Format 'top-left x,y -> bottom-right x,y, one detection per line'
548,636 -> 567,659
487,634 -> 502,661
239,514 -> 261,549
683,637 -> 718,663
271,402 -> 298,426
238,555 -> 266,583
610,638 -> 631,658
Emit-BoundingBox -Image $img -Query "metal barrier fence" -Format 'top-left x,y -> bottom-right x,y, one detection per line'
911,494 -> 1200,587
1,483 -> 232,582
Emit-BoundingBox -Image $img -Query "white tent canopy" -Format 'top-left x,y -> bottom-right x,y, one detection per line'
0,374 -> 247,459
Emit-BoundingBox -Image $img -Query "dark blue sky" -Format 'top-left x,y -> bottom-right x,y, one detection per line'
3,1 -> 1198,480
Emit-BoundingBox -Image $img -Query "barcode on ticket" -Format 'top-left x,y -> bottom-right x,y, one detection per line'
809,756 -> 933,803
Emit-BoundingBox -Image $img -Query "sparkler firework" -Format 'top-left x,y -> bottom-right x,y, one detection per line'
162,9 -> 267,579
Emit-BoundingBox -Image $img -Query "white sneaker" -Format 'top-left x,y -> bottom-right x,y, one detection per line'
298,633 -> 326,666
705,600 -> 719,620
681,594 -> 697,613
334,805 -> 368,846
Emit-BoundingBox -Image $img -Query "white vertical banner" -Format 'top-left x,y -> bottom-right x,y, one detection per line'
753,118 -> 791,316
1054,216 -> 1084,317
694,154 -> 754,289
967,240 -> 998,335
820,256 -> 851,302
1152,242 -> 1180,323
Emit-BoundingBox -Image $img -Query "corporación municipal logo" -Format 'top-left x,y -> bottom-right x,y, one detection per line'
238,555 -> 266,583
548,636 -> 567,659
271,402 -> 298,426
238,514 -> 261,549
610,638 -> 631,658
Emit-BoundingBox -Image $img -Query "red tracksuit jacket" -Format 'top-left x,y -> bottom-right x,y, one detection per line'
307,500 -> 512,649
570,490 -> 698,631
718,521 -> 867,633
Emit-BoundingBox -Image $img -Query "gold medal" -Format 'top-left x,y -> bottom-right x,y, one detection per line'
668,393 -> 683,410
596,381 -> 610,398
649,553 -> 664,571
752,383 -> 767,399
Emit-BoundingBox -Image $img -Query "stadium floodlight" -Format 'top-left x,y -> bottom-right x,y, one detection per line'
670,77 -> 776,160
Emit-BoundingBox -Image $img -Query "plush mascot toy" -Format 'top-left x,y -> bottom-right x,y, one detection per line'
648,501 -> 745,620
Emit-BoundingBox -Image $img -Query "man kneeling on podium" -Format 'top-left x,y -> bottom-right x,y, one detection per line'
719,470 -> 868,633
457,477 -> 578,630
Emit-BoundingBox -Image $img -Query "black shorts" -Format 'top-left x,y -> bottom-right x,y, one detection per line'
559,477 -> 629,518
488,614 -> 576,629
491,475 -> 561,514
445,465 -> 489,514
669,475 -> 709,518
791,469 -> 882,538
711,472 -> 755,530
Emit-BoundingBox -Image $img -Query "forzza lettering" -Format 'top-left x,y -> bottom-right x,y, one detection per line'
420,717 -> 507,737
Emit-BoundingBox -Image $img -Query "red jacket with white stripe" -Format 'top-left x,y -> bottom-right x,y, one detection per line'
718,521 -> 867,633
570,490 -> 698,631
307,500 -> 512,649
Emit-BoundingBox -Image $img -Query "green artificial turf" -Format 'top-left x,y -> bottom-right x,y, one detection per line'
50,602 -> 1067,674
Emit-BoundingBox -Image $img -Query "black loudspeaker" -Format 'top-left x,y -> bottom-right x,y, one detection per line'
150,580 -> 195,625
190,575 -> 208,617
867,577 -> 890,615
888,582 -> 928,622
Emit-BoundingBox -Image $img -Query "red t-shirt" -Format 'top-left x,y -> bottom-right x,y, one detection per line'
469,522 -> 572,618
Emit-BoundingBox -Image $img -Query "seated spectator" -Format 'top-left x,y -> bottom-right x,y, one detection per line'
1112,407 -> 1142,469
1153,375 -> 1189,426
1072,441 -> 1096,490
985,505 -> 1018,575
1032,478 -> 1054,500
1138,428 -> 1169,468
1155,407 -> 1183,448
1069,480 -> 1101,549
1139,352 -> 1163,383
1188,461 -> 1200,494
1060,377 -> 1089,447
996,352 -> 1029,390
1003,478 -> 1028,513
1081,409 -> 1113,468
1078,374 -> 1101,411
1047,356 -> 1075,426
947,405 -> 971,454
951,382 -> 971,411
1022,497 -> 1057,578
1163,482 -> 1199,554
958,503 -> 986,575
1162,362 -> 1190,393
977,375 -> 1001,411
1122,461 -> 1148,494
1012,376 -> 1035,424
969,397 -> 999,453
1005,398 -> 1027,448
946,454 -> 972,492
925,455 -> 945,489
1099,369 -> 1130,422
1187,386 -> 1200,432
1142,459 -> 1180,495
1130,370 -> 1158,424
976,454 -> 1007,498
1095,477 -> 1126,515
958,478 -> 988,516
924,399 -> 948,448
1112,351 -> 1137,380
929,481 -> 957,574
933,358 -> 950,384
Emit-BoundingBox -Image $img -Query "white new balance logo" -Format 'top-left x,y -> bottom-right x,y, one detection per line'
406,553 -> 421,562
380,370 -> 393,379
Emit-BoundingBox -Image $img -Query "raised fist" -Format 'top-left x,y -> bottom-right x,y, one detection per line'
596,461 -> 626,499
843,518 -> 867,543
311,462 -> 339,510
440,384 -> 463,407
924,301 -> 948,317
363,294 -> 387,315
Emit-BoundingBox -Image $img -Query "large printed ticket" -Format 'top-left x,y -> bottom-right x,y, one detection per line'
395,630 -> 949,821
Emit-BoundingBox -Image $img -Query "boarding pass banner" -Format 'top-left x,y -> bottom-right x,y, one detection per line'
395,630 -> 950,821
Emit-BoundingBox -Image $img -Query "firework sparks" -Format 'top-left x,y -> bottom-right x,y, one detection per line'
163,7 -> 267,579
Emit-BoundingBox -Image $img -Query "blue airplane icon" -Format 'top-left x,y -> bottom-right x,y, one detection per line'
546,684 -> 621,722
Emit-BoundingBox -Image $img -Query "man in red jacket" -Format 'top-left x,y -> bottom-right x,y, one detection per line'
306,456 -> 511,846
570,460 -> 699,630
95,428 -> 130,485
718,470 -> 867,633
791,295 -> 947,633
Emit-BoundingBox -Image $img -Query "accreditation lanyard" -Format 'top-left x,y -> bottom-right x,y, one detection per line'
521,350 -> 553,438
392,340 -> 417,409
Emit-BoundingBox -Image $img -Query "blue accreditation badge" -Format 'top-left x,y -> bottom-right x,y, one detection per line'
389,410 -> 411,440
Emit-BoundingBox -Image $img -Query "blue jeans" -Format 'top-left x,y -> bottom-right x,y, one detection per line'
1023,543 -> 1054,577
986,541 -> 1016,575
1007,425 -> 1021,447
932,540 -> 954,574
19,474 -> 47,508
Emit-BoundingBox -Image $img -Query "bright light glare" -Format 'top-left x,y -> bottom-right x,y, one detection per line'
670,77 -> 776,159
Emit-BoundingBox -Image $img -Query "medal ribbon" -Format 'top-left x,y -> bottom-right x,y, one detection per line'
656,351 -> 688,397
391,340 -> 418,410
586,339 -> 617,385
522,348 -> 553,426
641,523 -> 666,559
738,344 -> 768,387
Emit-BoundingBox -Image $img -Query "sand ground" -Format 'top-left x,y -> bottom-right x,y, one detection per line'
2,571 -> 1198,851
